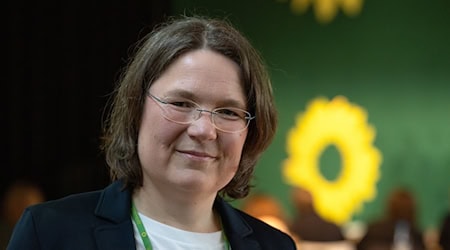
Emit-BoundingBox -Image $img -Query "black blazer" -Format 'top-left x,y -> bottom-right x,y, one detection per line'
7,181 -> 296,250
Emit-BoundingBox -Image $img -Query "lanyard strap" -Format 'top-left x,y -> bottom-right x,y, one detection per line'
131,202 -> 231,250
131,202 -> 153,250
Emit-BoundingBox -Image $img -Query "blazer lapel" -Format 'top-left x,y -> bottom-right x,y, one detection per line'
93,181 -> 137,250
94,222 -> 136,250
215,197 -> 262,250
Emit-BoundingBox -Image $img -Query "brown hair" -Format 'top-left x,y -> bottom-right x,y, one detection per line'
101,16 -> 277,199
387,188 -> 417,223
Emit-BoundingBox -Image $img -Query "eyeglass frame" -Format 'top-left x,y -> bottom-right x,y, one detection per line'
147,92 -> 255,133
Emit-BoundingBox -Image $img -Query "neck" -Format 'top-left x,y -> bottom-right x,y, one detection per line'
132,184 -> 220,233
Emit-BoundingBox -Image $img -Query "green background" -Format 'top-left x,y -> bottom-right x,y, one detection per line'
171,0 -> 450,230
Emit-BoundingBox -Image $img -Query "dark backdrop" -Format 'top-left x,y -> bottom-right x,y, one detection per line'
3,1 -> 169,203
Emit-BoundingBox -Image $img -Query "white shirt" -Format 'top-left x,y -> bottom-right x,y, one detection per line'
132,212 -> 228,250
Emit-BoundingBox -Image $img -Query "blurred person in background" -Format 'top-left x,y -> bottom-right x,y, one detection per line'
290,186 -> 345,242
439,212 -> 450,250
289,187 -> 355,250
0,180 -> 45,248
357,188 -> 425,250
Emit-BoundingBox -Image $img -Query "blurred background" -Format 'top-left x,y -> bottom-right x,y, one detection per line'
3,0 -> 450,249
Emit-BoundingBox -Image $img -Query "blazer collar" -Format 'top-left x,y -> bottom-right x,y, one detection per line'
94,180 -> 136,250
91,181 -> 261,250
214,197 -> 262,250
94,180 -> 130,223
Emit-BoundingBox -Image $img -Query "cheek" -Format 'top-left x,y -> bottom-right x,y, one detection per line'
137,107 -> 180,158
138,117 -> 180,151
235,131 -> 248,152
224,132 -> 248,166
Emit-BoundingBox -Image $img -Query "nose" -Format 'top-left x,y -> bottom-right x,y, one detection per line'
187,110 -> 217,141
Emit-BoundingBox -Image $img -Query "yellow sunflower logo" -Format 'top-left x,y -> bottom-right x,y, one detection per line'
289,0 -> 364,24
283,96 -> 382,224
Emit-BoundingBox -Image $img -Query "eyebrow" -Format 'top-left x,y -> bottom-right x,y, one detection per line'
163,89 -> 248,109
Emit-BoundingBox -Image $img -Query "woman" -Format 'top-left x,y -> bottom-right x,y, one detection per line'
7,16 -> 296,249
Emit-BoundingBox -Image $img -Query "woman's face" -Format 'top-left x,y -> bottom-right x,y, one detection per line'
137,49 -> 248,198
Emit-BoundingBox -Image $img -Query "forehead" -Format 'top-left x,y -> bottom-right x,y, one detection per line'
150,49 -> 247,107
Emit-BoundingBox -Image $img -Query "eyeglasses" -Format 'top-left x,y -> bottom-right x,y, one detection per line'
148,92 -> 255,133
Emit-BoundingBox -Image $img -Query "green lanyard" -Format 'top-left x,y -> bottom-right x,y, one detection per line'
131,202 -> 153,250
131,202 -> 230,250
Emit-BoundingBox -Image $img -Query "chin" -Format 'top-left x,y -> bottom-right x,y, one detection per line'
171,174 -> 212,191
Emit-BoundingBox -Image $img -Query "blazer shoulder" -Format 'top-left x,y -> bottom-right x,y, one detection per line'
226,205 -> 296,249
8,182 -> 135,249
240,210 -> 295,241
31,189 -> 102,215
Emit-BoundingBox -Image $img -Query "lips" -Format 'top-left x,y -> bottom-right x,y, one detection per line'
177,149 -> 216,159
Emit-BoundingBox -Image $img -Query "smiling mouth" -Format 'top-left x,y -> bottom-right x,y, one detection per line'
177,150 -> 216,160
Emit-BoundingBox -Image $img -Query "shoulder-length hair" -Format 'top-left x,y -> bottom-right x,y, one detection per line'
102,16 -> 277,199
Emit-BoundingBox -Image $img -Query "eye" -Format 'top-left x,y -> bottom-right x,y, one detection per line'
168,101 -> 193,108
165,100 -> 198,111
215,108 -> 244,120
